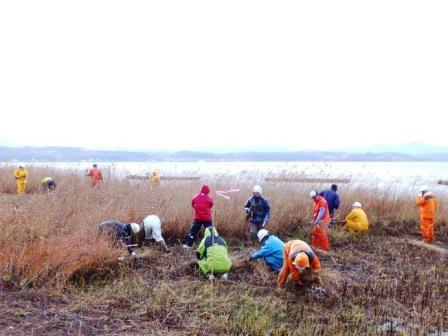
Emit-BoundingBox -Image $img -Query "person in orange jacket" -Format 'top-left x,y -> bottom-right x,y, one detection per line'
416,185 -> 437,243
309,190 -> 331,251
87,164 -> 103,187
278,239 -> 321,288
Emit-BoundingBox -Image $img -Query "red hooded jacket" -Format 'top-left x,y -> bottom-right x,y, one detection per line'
192,185 -> 214,221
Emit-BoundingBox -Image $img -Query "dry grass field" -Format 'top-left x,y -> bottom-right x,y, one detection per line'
0,166 -> 447,335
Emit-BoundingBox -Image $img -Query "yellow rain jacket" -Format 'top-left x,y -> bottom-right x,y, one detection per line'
14,168 -> 28,194
345,208 -> 369,232
14,168 -> 28,181
150,171 -> 160,185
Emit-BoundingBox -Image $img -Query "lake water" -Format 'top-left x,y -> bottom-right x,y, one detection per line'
5,161 -> 448,193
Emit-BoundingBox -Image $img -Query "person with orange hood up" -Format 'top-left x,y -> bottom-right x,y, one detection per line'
310,190 -> 331,251
278,239 -> 321,288
87,164 -> 103,186
416,185 -> 437,243
183,184 -> 214,249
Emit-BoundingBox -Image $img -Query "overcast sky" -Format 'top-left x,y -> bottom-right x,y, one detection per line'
0,1 -> 447,151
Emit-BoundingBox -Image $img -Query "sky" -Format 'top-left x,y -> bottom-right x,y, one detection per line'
0,1 -> 447,152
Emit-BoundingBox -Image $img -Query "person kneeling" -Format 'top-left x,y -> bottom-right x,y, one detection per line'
344,202 -> 369,233
196,227 -> 232,280
249,229 -> 284,272
99,221 -> 141,257
142,215 -> 169,252
278,239 -> 321,288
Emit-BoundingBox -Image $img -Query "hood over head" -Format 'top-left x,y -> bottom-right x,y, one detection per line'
200,184 -> 210,195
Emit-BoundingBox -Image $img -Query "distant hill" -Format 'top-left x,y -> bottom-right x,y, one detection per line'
350,143 -> 448,155
1,146 -> 448,162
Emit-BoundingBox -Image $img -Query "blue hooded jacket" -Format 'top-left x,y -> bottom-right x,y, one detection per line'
320,189 -> 340,215
250,235 -> 284,272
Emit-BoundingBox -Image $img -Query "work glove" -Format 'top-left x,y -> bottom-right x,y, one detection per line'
244,208 -> 250,213
262,220 -> 267,227
131,251 -> 137,258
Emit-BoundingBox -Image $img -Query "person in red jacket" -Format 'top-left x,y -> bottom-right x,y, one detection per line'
183,184 -> 214,249
87,164 -> 103,187
310,190 -> 331,251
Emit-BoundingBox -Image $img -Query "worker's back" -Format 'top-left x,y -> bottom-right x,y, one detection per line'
285,240 -> 320,270
345,208 -> 369,232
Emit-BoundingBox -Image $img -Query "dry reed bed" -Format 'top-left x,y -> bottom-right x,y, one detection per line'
1,238 -> 446,335
0,166 -> 447,287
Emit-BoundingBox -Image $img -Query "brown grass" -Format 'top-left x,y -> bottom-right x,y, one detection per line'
0,165 -> 447,335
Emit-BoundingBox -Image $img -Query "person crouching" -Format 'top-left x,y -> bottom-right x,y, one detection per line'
278,239 -> 321,288
99,221 -> 141,257
249,229 -> 284,272
142,215 -> 169,252
196,227 -> 232,280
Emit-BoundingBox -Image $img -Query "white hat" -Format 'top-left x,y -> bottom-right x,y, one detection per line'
420,185 -> 430,192
253,185 -> 262,194
130,223 -> 141,234
353,202 -> 362,208
257,229 -> 269,242
310,190 -> 318,198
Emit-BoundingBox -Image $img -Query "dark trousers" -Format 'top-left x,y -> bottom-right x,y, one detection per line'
184,220 -> 213,247
42,181 -> 56,192
249,222 -> 263,241
329,209 -> 335,227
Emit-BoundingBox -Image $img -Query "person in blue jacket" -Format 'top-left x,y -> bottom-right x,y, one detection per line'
249,229 -> 284,272
244,185 -> 271,241
320,184 -> 340,227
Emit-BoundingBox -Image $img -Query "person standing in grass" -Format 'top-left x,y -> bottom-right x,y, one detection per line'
320,184 -> 340,227
244,185 -> 271,242
344,202 -> 369,233
278,239 -> 321,288
98,220 -> 141,257
13,165 -> 28,195
150,169 -> 160,186
196,227 -> 232,280
249,229 -> 284,272
310,190 -> 331,251
87,164 -> 103,187
416,185 -> 437,243
183,184 -> 214,249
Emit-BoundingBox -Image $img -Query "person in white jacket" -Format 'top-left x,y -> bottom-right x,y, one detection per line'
143,215 -> 169,252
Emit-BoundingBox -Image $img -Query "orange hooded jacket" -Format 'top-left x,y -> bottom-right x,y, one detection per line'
278,240 -> 321,288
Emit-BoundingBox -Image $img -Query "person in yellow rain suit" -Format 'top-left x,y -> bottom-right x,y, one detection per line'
13,166 -> 28,194
150,170 -> 161,186
416,185 -> 437,243
344,202 -> 369,233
